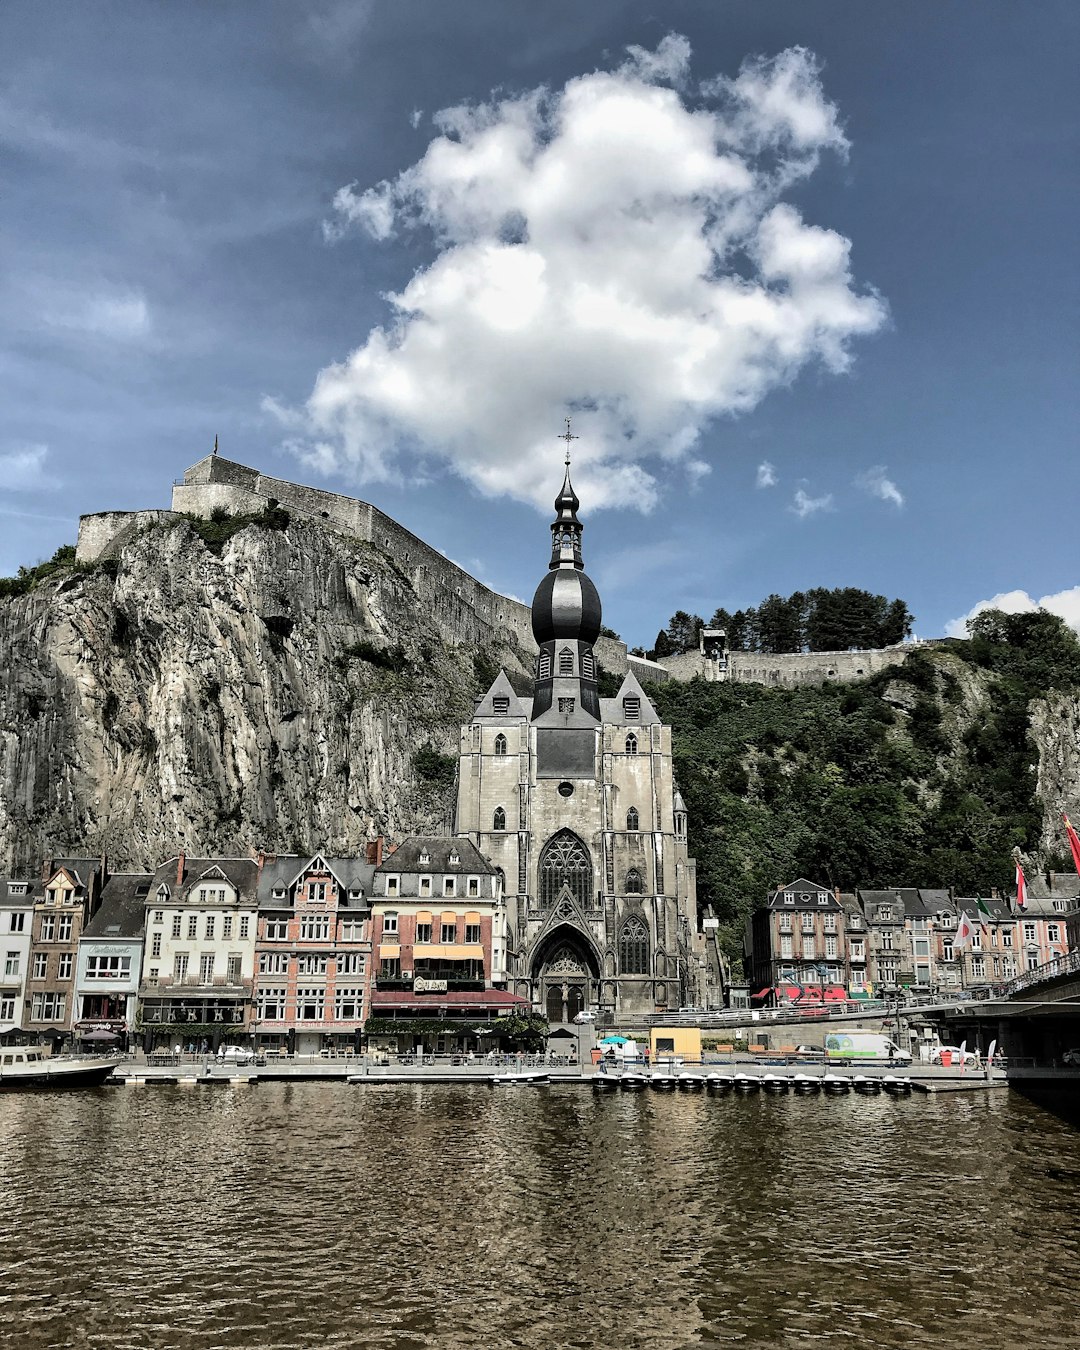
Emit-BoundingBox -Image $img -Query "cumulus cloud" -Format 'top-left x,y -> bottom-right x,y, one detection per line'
756,460 -> 778,488
0,444 -> 56,492
278,37 -> 885,511
946,586 -> 1080,638
790,488 -> 833,519
856,464 -> 904,508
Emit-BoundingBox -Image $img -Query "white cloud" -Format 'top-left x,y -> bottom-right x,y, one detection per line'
0,444 -> 56,492
856,464 -> 904,508
756,460 -> 777,488
41,287 -> 151,341
790,487 -> 833,519
280,37 -> 885,513
410,108 -> 424,130
945,586 -> 1080,638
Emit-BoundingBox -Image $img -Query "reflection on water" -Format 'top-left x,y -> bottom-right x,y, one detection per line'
0,1084 -> 1078,1349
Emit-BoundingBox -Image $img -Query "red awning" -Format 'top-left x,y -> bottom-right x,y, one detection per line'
751,988 -> 774,1000
370,989 -> 530,1012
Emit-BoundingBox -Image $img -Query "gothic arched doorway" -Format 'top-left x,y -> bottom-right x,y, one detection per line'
532,925 -> 600,1025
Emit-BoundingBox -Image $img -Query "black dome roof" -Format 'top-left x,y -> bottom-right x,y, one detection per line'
531,567 -> 602,646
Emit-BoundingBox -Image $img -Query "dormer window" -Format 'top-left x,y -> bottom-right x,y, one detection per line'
10,883 -> 27,895
492,696 -> 510,716
783,896 -> 795,906
817,896 -> 828,905
623,696 -> 640,721
348,888 -> 363,901
879,906 -> 893,921
449,850 -> 460,866
419,850 -> 430,865
272,887 -> 286,900
385,876 -> 399,896
494,734 -> 507,756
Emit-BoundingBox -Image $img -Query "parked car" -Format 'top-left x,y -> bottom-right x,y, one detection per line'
217,1045 -> 256,1065
793,1045 -> 824,1058
930,1045 -> 979,1067
572,1010 -> 597,1024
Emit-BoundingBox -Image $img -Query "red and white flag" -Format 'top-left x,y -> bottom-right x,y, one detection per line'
954,911 -> 975,951
1064,814 -> 1080,880
1015,861 -> 1027,910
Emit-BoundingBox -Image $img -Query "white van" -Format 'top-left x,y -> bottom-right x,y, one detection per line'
824,1032 -> 911,1064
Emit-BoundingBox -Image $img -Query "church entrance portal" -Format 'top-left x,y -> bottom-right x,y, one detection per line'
538,941 -> 593,1024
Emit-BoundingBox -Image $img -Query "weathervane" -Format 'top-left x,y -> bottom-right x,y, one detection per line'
558,416 -> 578,466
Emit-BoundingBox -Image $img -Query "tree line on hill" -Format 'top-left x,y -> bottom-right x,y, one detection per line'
643,588 -> 914,659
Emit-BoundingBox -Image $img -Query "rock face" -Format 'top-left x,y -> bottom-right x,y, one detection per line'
1031,691 -> 1080,848
0,514 -> 533,870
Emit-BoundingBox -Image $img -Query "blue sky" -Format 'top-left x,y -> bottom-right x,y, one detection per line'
2,1 -> 1077,647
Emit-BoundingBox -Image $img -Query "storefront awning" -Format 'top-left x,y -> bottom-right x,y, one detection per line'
413,944 -> 482,960
415,911 -> 433,925
371,989 -> 529,1013
378,944 -> 401,959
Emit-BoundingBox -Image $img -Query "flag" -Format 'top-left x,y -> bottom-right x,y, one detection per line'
1015,861 -> 1027,911
974,896 -> 992,932
953,911 -> 975,951
1064,814 -> 1080,879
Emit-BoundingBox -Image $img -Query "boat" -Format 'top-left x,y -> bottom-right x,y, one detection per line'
705,1073 -> 734,1094
733,1073 -> 760,1094
592,1075 -> 619,1094
677,1073 -> 705,1092
853,1075 -> 881,1096
792,1073 -> 821,1096
882,1074 -> 912,1097
493,1069 -> 550,1086
619,1073 -> 649,1092
761,1074 -> 789,1094
822,1074 -> 852,1096
0,1047 -> 123,1090
649,1073 -> 678,1091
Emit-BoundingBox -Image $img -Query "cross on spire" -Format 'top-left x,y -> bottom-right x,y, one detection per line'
558,416 -> 578,466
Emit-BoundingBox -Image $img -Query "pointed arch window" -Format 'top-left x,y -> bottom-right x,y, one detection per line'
539,830 -> 592,911
626,807 -> 639,832
494,734 -> 507,756
582,649 -> 595,680
625,868 -> 643,895
625,733 -> 638,755
538,651 -> 551,680
493,807 -> 506,832
619,916 -> 649,974
558,647 -> 574,676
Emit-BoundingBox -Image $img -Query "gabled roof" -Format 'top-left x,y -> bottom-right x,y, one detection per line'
44,858 -> 102,891
376,837 -> 495,875
768,878 -> 839,910
954,895 -> 1012,922
82,874 -> 151,940
150,856 -> 260,900
474,670 -> 529,720
600,670 -> 660,726
257,854 -> 375,906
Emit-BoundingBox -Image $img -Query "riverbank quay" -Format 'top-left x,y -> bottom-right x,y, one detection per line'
106,1053 -> 1008,1090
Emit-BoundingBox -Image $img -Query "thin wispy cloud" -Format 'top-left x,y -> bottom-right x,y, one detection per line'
756,460 -> 777,488
790,487 -> 833,519
0,444 -> 57,492
946,586 -> 1080,637
279,36 -> 885,513
856,464 -> 904,508
38,285 -> 151,342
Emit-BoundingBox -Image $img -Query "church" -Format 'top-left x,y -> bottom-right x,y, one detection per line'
456,450 -> 706,1020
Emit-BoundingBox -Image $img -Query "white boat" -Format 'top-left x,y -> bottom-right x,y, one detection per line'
733,1073 -> 760,1094
792,1073 -> 821,1095
649,1073 -> 678,1091
677,1073 -> 705,1092
619,1073 -> 649,1092
853,1075 -> 881,1096
705,1073 -> 734,1094
0,1047 -> 122,1090
493,1069 -> 550,1086
882,1074 -> 912,1096
822,1074 -> 852,1095
761,1074 -> 789,1094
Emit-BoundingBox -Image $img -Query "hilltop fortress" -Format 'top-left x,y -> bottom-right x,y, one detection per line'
76,453 -> 914,690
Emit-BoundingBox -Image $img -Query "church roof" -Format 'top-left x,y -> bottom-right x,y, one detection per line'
474,671 -> 530,720
600,670 -> 661,726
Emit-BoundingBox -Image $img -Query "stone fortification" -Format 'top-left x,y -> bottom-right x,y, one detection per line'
656,644 -> 912,689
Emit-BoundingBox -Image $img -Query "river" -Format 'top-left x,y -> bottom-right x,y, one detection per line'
0,1083 -> 1077,1349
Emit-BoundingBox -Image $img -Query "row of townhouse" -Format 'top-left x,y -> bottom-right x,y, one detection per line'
0,837 -> 526,1053
744,874 -> 1079,1004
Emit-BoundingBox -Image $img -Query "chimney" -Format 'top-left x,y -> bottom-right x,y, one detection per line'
176,852 -> 186,885
365,837 -> 385,867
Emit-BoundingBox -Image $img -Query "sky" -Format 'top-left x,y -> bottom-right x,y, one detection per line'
2,1 -> 1078,648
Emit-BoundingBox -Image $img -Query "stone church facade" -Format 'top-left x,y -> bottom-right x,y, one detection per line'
456,457 -> 704,1020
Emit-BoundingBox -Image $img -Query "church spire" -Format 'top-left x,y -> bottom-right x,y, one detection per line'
550,418 -> 584,570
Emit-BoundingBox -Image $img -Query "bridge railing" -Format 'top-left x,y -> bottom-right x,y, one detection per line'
997,949 -> 1080,999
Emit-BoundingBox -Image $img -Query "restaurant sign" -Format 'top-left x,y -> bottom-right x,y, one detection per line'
413,978 -> 448,994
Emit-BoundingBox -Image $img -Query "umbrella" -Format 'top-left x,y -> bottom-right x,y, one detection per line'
599,1035 -> 629,1045
81,1029 -> 120,1042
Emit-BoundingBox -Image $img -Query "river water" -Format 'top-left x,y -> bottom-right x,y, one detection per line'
0,1083 -> 1077,1350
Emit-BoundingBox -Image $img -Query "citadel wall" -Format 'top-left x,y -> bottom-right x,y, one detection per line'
655,645 -> 911,687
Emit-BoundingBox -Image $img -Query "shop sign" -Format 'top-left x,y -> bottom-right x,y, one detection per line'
413,978 -> 447,993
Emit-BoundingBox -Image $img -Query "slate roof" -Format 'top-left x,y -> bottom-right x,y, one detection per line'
0,878 -> 43,906
474,671 -> 530,721
858,890 -> 909,922
150,856 -> 260,901
953,895 -> 1013,922
258,854 -> 376,907
767,878 -> 840,910
376,837 -> 495,875
600,670 -> 661,726
82,873 -> 152,940
45,858 -> 104,891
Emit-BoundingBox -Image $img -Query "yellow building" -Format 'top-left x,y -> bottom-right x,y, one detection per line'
650,1025 -> 702,1064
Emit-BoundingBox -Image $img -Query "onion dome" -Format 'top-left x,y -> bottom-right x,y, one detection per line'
531,567 -> 602,645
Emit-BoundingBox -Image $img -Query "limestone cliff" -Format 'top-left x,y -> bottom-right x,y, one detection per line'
0,513 -> 533,870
